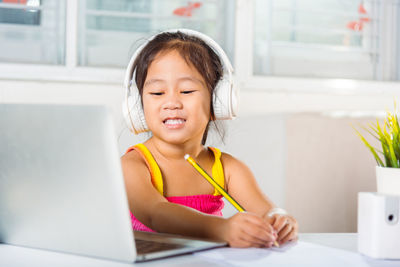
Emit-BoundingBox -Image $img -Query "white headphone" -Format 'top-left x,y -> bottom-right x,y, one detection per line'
122,29 -> 238,134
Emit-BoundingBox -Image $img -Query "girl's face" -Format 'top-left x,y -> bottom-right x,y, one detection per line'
142,50 -> 211,145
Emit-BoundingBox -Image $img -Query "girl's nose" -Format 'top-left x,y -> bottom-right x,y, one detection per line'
162,92 -> 183,110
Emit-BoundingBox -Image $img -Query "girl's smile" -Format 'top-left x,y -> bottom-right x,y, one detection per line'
163,117 -> 186,129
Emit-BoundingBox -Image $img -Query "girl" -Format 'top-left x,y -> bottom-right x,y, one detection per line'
121,29 -> 298,248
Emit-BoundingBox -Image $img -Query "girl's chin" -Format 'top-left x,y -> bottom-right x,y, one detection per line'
154,133 -> 199,145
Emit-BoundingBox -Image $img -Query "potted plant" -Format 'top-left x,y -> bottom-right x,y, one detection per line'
355,104 -> 400,195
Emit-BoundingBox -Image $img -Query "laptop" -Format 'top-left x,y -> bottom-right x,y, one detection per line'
0,103 -> 226,262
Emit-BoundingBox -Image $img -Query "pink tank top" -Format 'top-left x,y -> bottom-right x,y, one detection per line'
126,143 -> 225,232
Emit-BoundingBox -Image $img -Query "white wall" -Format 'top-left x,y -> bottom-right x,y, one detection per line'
284,114 -> 378,233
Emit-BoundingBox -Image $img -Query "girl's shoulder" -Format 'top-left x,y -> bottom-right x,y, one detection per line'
121,147 -> 150,179
121,147 -> 140,161
219,150 -> 242,167
219,151 -> 252,181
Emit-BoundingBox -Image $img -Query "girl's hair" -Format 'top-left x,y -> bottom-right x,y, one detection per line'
131,31 -> 224,145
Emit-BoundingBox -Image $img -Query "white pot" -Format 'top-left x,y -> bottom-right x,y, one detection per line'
376,166 -> 400,195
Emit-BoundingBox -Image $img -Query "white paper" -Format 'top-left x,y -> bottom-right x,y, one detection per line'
194,241 -> 400,267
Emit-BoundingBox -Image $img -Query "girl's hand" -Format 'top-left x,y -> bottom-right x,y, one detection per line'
221,212 -> 277,248
265,213 -> 298,245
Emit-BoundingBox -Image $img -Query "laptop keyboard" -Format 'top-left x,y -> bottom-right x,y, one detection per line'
135,239 -> 186,254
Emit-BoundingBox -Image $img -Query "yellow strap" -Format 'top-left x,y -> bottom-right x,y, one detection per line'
209,147 -> 225,196
133,144 -> 224,197
134,144 -> 164,195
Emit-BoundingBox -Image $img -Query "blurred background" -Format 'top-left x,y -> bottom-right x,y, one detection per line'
0,0 -> 399,233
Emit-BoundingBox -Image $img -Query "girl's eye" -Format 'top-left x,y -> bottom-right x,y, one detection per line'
150,92 -> 163,96
182,90 -> 195,94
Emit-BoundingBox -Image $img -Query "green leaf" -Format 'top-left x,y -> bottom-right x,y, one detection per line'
362,125 -> 380,141
354,128 -> 384,166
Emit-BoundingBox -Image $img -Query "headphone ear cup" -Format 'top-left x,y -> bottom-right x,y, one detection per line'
122,84 -> 149,134
212,78 -> 237,120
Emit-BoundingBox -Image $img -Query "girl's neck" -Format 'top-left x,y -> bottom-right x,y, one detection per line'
145,137 -> 206,161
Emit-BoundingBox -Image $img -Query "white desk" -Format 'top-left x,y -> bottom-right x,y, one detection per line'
0,233 -> 396,266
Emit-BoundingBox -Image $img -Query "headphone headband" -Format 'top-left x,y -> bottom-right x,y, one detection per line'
124,29 -> 233,90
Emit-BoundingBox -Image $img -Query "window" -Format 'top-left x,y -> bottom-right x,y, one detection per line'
1,0 -> 399,88
78,0 -> 235,68
0,0 -> 66,65
253,0 -> 400,80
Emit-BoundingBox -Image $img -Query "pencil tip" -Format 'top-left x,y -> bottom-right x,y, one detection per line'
184,154 -> 189,160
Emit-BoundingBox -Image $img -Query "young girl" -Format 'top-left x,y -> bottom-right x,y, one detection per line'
121,29 -> 298,248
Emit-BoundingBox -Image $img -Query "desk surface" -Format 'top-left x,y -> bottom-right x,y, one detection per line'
0,233 -> 386,266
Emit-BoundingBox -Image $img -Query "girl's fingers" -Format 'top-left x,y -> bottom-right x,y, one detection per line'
278,218 -> 298,244
277,223 -> 292,242
232,213 -> 283,247
244,214 -> 276,236
238,231 -> 268,247
272,215 -> 287,233
240,215 -> 277,246
261,213 -> 298,246
280,227 -> 297,244
243,224 -> 277,244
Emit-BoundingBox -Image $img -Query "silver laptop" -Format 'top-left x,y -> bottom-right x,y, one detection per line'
0,103 -> 226,262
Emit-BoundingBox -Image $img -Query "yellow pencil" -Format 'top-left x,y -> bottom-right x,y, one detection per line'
184,154 -> 279,247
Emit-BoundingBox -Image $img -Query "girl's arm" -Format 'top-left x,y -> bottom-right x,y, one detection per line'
221,153 -> 298,245
121,151 -> 277,248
